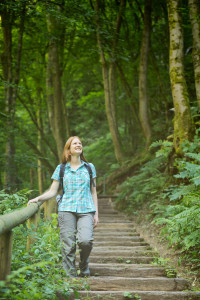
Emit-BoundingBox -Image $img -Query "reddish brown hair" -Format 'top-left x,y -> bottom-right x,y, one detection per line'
61,136 -> 88,163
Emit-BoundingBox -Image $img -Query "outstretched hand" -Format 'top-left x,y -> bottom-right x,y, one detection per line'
27,197 -> 39,206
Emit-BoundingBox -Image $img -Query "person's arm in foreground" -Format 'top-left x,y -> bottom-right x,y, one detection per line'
27,180 -> 60,205
91,179 -> 99,228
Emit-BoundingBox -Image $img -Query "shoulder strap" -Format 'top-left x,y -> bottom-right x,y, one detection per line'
59,163 -> 66,196
84,163 -> 96,190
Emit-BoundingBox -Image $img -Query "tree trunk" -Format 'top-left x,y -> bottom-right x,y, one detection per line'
167,0 -> 192,151
0,4 -> 25,190
139,0 -> 152,148
95,0 -> 125,163
116,62 -> 141,129
30,169 -> 34,190
37,105 -> 44,194
18,93 -> 59,162
188,0 -> 200,109
62,94 -> 71,137
46,14 -> 67,161
150,51 -> 169,124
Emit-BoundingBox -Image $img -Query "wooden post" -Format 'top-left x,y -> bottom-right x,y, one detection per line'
49,198 -> 57,215
44,198 -> 57,220
44,200 -> 50,220
26,213 -> 38,250
0,230 -> 13,280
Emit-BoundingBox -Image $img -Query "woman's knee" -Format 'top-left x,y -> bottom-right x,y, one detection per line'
78,238 -> 93,249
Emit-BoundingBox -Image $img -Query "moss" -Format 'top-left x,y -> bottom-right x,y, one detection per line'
167,0 -> 193,154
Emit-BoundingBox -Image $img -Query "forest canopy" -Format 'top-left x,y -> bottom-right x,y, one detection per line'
0,0 -> 199,193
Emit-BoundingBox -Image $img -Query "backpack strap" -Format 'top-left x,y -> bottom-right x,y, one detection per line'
59,163 -> 66,197
84,163 -> 96,190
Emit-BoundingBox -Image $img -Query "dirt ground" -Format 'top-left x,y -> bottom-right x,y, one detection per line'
129,208 -> 200,290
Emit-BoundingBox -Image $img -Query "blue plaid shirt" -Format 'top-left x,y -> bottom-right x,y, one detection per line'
51,160 -> 96,213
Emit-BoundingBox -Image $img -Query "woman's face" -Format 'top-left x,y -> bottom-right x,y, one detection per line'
70,138 -> 82,156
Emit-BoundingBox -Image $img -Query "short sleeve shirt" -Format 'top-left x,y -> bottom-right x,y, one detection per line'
51,160 -> 96,213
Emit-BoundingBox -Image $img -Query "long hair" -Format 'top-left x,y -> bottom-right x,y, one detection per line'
61,136 -> 88,164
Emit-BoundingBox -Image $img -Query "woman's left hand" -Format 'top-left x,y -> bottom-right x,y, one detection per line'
93,214 -> 99,228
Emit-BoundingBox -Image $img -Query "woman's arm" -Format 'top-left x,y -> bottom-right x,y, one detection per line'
91,178 -> 99,228
27,180 -> 60,205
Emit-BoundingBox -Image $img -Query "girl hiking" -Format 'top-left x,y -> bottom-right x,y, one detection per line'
28,136 -> 99,277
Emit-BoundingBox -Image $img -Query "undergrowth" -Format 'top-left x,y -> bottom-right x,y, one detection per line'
0,195 -> 88,299
116,128 -> 200,275
0,189 -> 31,214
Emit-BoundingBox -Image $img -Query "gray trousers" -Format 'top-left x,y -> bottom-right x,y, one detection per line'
57,211 -> 94,277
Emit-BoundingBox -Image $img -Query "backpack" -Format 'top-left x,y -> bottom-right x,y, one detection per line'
56,162 -> 95,206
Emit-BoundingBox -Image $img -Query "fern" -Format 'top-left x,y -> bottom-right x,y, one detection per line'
117,137 -> 200,263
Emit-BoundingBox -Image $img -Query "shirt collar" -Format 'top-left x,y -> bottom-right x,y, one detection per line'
65,160 -> 86,169
65,162 -> 71,168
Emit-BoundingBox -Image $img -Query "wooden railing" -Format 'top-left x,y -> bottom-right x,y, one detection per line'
0,199 -> 56,281
0,195 -> 117,281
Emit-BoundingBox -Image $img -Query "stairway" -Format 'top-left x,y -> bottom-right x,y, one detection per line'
77,196 -> 200,300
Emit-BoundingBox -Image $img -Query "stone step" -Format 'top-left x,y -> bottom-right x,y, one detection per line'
88,256 -> 154,264
89,263 -> 164,268
98,203 -> 114,207
98,210 -> 118,214
89,264 -> 169,277
97,223 -> 133,227
95,227 -> 136,232
76,291 -> 200,300
91,249 -> 155,257
99,208 -> 117,210
92,246 -> 151,251
98,218 -> 130,223
71,197 -> 199,300
98,219 -> 132,223
94,241 -> 149,247
87,276 -> 191,291
94,236 -> 144,242
94,232 -> 140,236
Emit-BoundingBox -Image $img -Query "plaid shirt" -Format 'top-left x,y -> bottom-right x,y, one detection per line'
51,160 -> 96,213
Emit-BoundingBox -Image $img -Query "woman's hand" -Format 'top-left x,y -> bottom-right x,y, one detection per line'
27,197 -> 39,206
93,213 -> 99,228
27,180 -> 60,206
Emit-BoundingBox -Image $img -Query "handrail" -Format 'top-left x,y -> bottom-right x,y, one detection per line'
0,199 -> 55,281
0,202 -> 43,235
0,195 -> 116,281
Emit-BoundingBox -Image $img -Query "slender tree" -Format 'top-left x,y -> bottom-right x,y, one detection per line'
167,0 -> 192,152
139,0 -> 152,148
188,0 -> 200,109
0,1 -> 26,189
95,0 -> 125,163
46,4 -> 68,161
37,100 -> 44,194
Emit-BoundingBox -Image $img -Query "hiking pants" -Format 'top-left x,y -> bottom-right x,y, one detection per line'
57,211 -> 94,277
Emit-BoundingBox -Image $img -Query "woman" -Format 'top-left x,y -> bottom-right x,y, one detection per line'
28,136 -> 99,278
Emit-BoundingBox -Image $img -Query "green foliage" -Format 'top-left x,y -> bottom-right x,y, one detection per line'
115,144 -> 170,213
151,133 -> 200,265
117,133 -> 200,269
123,293 -> 141,300
84,132 -> 118,179
0,0 -> 174,191
0,213 -> 87,299
152,256 -> 171,267
0,189 -> 31,214
124,291 -> 133,299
